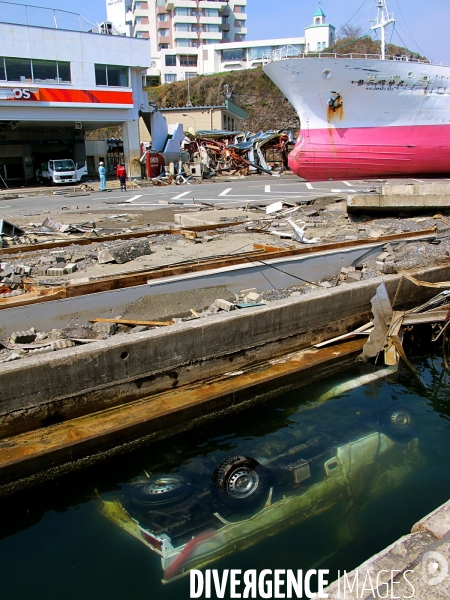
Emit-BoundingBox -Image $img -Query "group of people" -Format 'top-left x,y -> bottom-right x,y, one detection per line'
98,161 -> 128,191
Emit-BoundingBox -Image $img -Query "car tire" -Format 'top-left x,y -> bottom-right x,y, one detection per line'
211,455 -> 269,507
381,406 -> 416,442
130,475 -> 193,507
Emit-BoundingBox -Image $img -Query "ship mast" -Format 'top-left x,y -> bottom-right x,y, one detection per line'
370,0 -> 395,60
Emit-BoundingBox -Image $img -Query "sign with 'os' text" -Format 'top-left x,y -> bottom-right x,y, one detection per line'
0,87 -> 133,105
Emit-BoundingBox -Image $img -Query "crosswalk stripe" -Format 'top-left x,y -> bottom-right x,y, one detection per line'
171,191 -> 191,200
124,195 -> 142,203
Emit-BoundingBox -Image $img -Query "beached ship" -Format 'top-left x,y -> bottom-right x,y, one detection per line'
263,1 -> 450,180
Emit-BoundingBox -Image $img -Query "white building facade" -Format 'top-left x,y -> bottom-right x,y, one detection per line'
0,19 -> 150,183
106,3 -> 335,85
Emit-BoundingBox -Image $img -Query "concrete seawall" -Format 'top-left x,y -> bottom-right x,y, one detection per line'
1,263 -> 450,440
348,182 -> 450,213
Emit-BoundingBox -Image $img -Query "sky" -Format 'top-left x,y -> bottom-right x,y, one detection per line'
3,0 -> 450,63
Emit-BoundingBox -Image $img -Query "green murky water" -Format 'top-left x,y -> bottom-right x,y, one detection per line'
1,350 -> 450,599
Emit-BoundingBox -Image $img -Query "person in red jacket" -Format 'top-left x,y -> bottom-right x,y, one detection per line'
116,162 -> 127,191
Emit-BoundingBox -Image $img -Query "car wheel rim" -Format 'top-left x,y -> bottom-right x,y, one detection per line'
143,478 -> 182,496
227,468 -> 259,499
390,410 -> 411,428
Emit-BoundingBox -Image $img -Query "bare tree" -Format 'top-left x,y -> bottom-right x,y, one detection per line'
338,24 -> 364,40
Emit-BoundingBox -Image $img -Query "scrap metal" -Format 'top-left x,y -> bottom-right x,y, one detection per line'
186,129 -> 292,177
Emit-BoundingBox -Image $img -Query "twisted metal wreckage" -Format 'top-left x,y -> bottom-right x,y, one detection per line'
141,129 -> 293,183
188,129 -> 293,177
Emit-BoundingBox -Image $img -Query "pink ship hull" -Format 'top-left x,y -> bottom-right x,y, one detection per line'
263,55 -> 450,181
289,124 -> 450,181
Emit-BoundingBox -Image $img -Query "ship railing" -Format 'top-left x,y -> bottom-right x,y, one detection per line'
268,46 -> 437,65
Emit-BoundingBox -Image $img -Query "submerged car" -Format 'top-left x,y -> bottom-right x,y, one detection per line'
98,403 -> 420,583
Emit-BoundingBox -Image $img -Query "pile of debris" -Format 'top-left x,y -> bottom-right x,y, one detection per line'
184,130 -> 292,178
0,262 -> 31,297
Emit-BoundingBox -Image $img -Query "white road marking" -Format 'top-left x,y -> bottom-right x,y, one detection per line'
171,191 -> 191,200
117,202 -> 198,207
124,194 -> 143,203
265,185 -> 271,193
219,188 -> 232,196
305,182 -> 313,189
342,181 -> 353,187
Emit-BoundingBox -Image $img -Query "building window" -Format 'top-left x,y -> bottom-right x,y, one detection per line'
165,55 -> 177,66
204,24 -> 219,32
179,55 -> 197,67
157,13 -> 169,21
175,7 -> 189,16
164,73 -> 177,83
158,28 -> 170,37
4,57 -> 32,81
159,44 -> 169,50
135,16 -> 142,24
204,8 -> 219,17
157,0 -> 165,5
222,48 -> 245,61
136,31 -> 143,37
176,39 -> 189,47
95,64 -> 129,87
248,46 -> 273,60
234,20 -> 243,27
175,23 -> 190,31
234,5 -> 245,13
0,57 -> 70,83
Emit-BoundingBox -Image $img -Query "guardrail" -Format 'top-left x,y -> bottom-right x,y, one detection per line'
0,0 -> 121,34
265,46 -> 447,66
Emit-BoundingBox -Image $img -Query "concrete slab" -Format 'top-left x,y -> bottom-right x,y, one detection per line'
325,499 -> 450,599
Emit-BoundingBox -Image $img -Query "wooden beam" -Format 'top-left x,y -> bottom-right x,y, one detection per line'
90,318 -> 173,326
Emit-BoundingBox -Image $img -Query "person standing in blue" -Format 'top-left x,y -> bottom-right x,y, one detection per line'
98,161 -> 107,191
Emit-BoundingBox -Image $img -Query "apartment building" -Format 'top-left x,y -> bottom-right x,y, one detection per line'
107,1 -> 246,51
106,3 -> 335,86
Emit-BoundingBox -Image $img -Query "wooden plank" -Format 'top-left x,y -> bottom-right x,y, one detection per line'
0,222 -> 246,256
90,318 -> 173,326
314,322 -> 373,348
